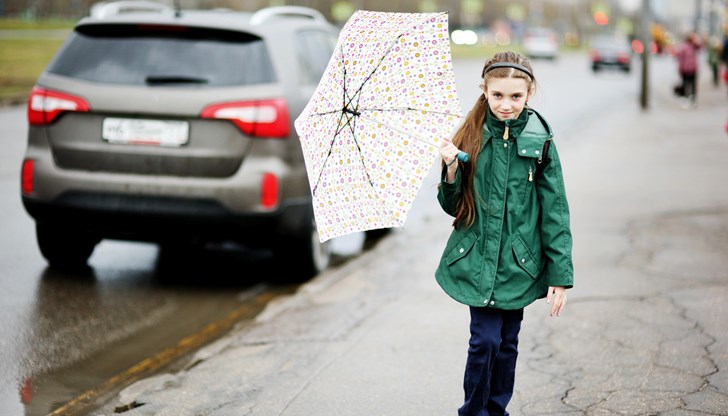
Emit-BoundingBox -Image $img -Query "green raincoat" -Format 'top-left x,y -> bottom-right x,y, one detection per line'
435,108 -> 574,309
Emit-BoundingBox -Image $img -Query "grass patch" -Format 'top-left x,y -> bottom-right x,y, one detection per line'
449,44 -> 583,60
0,18 -> 73,103
0,38 -> 66,102
0,17 -> 75,30
450,44 -> 525,60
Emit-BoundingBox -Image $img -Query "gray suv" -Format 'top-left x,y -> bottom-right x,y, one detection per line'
21,2 -> 338,278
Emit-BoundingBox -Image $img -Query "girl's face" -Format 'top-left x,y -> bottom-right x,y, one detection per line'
483,77 -> 532,121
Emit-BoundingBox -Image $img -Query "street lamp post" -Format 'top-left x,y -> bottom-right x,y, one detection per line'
640,0 -> 651,110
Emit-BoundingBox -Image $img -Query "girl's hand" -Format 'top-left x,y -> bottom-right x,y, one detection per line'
439,139 -> 460,168
546,286 -> 567,317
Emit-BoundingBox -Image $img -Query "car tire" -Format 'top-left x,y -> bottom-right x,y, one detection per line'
36,223 -> 98,270
275,205 -> 330,282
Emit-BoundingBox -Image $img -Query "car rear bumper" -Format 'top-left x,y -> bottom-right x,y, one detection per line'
24,124 -> 310,212
593,60 -> 630,69
22,192 -> 309,246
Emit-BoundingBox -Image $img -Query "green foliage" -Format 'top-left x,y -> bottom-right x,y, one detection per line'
449,44 -> 525,60
0,18 -> 71,102
0,17 -> 75,30
0,38 -> 66,102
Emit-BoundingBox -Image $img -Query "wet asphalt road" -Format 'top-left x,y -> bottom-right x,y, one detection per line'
0,52 -> 671,415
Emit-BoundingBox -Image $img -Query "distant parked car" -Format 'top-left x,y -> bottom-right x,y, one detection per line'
21,1 -> 339,279
522,27 -> 558,60
590,35 -> 632,73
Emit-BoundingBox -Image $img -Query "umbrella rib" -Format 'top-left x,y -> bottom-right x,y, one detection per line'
346,112 -> 375,188
334,114 -> 353,137
340,43 -> 364,114
338,43 -> 372,188
311,111 -> 352,195
308,110 -> 345,117
343,30 -> 407,111
348,83 -> 374,187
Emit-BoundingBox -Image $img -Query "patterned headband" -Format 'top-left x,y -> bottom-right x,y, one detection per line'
482,62 -> 534,81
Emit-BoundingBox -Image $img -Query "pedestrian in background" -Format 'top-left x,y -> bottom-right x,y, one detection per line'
721,32 -> 728,93
707,36 -> 721,87
436,51 -> 574,416
675,32 -> 702,108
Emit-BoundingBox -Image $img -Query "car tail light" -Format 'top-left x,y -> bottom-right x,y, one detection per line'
617,53 -> 629,63
20,377 -> 32,405
261,173 -> 279,209
21,159 -> 34,195
28,87 -> 89,126
632,39 -> 645,54
201,98 -> 290,138
590,50 -> 600,62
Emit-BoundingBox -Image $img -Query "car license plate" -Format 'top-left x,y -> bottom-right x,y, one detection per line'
102,118 -> 189,147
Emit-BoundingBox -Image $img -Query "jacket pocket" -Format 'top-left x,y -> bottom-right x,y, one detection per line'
512,236 -> 540,279
446,231 -> 478,266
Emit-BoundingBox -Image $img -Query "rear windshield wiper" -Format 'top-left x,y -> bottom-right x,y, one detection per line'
145,75 -> 209,85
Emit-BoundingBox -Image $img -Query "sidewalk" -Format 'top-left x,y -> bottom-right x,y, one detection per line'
92,79 -> 728,415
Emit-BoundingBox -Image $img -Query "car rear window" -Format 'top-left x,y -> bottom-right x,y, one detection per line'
47,23 -> 276,86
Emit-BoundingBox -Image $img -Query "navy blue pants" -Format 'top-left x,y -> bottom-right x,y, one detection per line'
458,307 -> 524,416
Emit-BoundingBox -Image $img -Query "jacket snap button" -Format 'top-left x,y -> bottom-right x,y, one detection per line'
503,143 -> 508,148
521,258 -> 526,263
490,301 -> 495,305
459,248 -> 464,253
521,149 -> 526,154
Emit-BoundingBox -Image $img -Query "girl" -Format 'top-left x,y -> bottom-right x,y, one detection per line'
436,51 -> 574,416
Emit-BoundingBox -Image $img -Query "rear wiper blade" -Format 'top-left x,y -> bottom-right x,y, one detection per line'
145,75 -> 209,85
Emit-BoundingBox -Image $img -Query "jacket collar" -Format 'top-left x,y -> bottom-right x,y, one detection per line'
482,108 -> 553,158
483,107 -> 528,141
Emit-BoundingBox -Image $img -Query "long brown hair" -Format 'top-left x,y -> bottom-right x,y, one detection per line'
447,51 -> 536,228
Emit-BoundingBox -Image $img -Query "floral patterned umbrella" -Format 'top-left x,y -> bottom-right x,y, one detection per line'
294,10 -> 463,242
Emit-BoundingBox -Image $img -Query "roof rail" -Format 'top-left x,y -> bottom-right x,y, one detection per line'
250,6 -> 327,26
91,1 -> 173,19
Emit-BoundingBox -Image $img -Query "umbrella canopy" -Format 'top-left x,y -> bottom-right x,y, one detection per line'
294,10 -> 463,242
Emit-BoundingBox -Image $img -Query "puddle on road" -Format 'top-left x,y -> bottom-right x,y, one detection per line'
19,283 -> 295,416
15,231 -> 387,415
